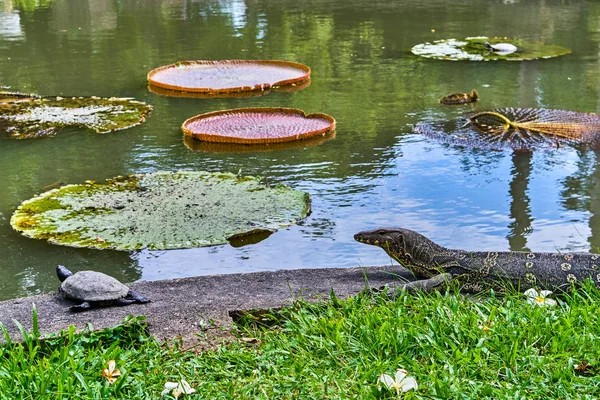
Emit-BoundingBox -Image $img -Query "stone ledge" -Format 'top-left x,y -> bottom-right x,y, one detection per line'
0,265 -> 410,344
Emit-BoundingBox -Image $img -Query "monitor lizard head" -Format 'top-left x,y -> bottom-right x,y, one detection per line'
354,227 -> 448,277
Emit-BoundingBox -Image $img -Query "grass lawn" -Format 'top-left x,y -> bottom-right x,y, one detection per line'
1,284 -> 600,399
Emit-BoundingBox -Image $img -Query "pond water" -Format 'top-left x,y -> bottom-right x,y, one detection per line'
1,0 -> 600,300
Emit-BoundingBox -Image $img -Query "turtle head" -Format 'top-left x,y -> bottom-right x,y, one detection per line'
354,228 -> 446,267
56,265 -> 74,282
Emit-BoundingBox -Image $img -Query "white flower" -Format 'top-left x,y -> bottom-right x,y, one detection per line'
524,288 -> 557,307
377,369 -> 418,394
161,380 -> 195,399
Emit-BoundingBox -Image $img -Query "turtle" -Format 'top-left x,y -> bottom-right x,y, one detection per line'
484,41 -> 518,55
56,265 -> 149,311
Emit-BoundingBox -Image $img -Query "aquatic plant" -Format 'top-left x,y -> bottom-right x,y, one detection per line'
10,171 -> 311,250
415,108 -> 600,151
182,107 -> 335,144
147,60 -> 310,95
148,78 -> 311,99
0,95 -> 152,139
411,36 -> 571,61
183,131 -> 335,153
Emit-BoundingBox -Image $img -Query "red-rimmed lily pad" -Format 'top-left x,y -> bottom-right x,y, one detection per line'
183,130 -> 335,153
147,60 -> 310,95
182,107 -> 336,144
148,78 -> 311,99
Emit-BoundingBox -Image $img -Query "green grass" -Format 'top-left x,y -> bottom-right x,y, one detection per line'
2,286 -> 600,399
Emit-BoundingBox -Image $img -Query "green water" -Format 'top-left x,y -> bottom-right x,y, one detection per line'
1,0 -> 600,300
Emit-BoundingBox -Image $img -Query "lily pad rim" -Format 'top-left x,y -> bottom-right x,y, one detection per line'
147,60 -> 311,93
181,107 -> 336,144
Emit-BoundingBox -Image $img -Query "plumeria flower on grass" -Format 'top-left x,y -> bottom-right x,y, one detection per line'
478,320 -> 494,333
161,379 -> 196,399
101,360 -> 121,384
377,369 -> 418,394
524,288 -> 557,307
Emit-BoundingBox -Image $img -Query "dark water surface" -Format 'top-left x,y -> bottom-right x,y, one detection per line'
1,0 -> 600,300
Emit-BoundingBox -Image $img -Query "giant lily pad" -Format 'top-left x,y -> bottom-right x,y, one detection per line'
182,107 -> 335,144
415,108 -> 600,151
147,60 -> 311,95
10,171 -> 311,250
411,37 -> 571,61
148,78 -> 311,99
183,130 -> 335,153
0,95 -> 152,139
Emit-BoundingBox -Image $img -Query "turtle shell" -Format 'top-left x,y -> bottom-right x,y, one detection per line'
61,271 -> 129,302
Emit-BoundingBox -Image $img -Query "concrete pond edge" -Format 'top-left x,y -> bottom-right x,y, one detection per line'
0,265 -> 413,345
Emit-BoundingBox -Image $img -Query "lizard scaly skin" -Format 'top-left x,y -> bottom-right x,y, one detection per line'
354,228 -> 600,293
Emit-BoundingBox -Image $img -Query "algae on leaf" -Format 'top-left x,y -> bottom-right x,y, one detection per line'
411,37 -> 571,61
0,95 -> 152,139
11,171 -> 311,250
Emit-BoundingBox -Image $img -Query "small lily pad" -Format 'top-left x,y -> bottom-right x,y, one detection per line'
10,171 -> 311,250
0,95 -> 152,139
411,36 -> 571,61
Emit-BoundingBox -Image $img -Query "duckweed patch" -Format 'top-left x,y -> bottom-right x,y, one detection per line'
411,36 -> 571,61
0,95 -> 152,139
10,171 -> 311,250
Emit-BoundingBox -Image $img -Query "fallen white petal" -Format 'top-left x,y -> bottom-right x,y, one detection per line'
524,288 -> 539,297
377,374 -> 395,389
394,369 -> 408,383
400,376 -> 418,392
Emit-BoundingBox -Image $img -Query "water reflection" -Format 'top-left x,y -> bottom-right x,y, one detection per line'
507,152 -> 533,252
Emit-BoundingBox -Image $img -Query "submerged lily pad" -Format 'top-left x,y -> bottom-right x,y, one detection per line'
411,37 -> 571,61
415,108 -> 600,151
10,171 -> 311,250
0,95 -> 152,139
182,107 -> 335,144
147,60 -> 311,95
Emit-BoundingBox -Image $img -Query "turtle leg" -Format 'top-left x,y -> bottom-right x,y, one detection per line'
70,301 -> 92,312
126,290 -> 149,304
113,291 -> 149,307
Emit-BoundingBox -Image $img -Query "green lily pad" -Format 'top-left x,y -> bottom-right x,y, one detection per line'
411,36 -> 571,61
0,95 -> 152,139
10,171 -> 311,250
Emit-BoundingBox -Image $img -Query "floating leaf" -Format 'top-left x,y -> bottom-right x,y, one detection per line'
415,108 -> 600,151
0,95 -> 152,139
148,78 -> 311,99
182,107 -> 335,144
10,171 -> 310,251
147,60 -> 310,95
183,130 -> 335,153
411,36 -> 571,61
